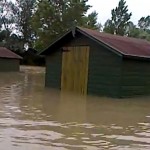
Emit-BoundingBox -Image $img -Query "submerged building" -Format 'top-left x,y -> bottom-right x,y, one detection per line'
0,47 -> 22,72
40,27 -> 150,98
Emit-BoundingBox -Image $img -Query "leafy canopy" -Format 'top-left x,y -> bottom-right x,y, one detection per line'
103,0 -> 132,36
31,0 -> 100,50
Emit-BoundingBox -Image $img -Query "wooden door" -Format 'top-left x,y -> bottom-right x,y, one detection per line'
61,46 -> 89,95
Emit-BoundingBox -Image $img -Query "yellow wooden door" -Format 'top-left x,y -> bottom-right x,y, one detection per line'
61,46 -> 89,95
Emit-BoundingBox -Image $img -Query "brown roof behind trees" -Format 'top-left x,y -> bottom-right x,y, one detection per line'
0,47 -> 22,59
40,27 -> 150,59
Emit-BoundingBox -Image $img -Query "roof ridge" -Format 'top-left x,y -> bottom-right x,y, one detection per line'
77,26 -> 149,43
0,47 -> 22,59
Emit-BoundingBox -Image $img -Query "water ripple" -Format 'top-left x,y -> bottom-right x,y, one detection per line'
0,66 -> 150,150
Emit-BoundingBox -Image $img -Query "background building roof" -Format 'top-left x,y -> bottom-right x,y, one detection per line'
0,47 -> 22,59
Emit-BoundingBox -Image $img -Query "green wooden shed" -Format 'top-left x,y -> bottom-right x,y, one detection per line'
40,27 -> 150,98
0,47 -> 22,72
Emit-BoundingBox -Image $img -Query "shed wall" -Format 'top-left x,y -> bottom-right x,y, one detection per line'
121,59 -> 150,97
63,34 -> 122,97
45,51 -> 62,88
45,34 -> 89,89
87,40 -> 122,97
45,33 -> 122,97
0,58 -> 20,72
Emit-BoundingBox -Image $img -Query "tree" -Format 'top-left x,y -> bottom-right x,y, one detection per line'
83,11 -> 102,30
126,21 -> 137,37
0,0 -> 25,52
127,21 -> 150,41
0,0 -> 17,42
103,19 -> 115,34
31,0 -> 100,50
138,16 -> 150,30
135,16 -> 150,41
31,0 -> 60,49
0,0 -> 36,52
0,29 -> 24,53
15,0 -> 36,48
103,0 -> 132,35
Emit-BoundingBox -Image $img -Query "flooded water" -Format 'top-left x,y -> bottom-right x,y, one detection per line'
0,66 -> 150,150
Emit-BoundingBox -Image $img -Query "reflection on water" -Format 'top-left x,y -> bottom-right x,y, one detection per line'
0,66 -> 150,150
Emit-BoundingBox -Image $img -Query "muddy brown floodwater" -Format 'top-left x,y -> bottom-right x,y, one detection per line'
0,66 -> 150,150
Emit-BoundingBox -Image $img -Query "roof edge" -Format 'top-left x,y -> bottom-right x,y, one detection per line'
39,28 -> 75,55
39,26 -> 124,57
76,27 -> 123,57
38,26 -> 150,61
123,54 -> 150,61
0,56 -> 23,60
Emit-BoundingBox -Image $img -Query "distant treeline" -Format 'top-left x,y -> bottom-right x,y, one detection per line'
16,48 -> 45,66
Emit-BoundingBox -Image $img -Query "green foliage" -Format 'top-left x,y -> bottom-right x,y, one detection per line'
31,0 -> 60,50
0,30 -> 24,53
15,0 -> 36,48
0,0 -> 24,52
128,27 -> 141,38
127,16 -> 150,41
138,16 -> 150,30
103,0 -> 150,41
0,0 -> 16,38
137,16 -> 150,41
84,11 -> 102,30
103,19 -> 115,34
103,0 -> 132,35
31,0 -> 100,50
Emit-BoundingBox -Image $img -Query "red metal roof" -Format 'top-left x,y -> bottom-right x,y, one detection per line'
0,47 -> 22,59
78,27 -> 150,58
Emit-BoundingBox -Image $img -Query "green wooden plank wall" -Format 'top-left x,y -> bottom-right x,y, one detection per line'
45,33 -> 123,97
87,40 -> 122,97
121,59 -> 150,97
45,51 -> 62,88
0,58 -> 20,72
